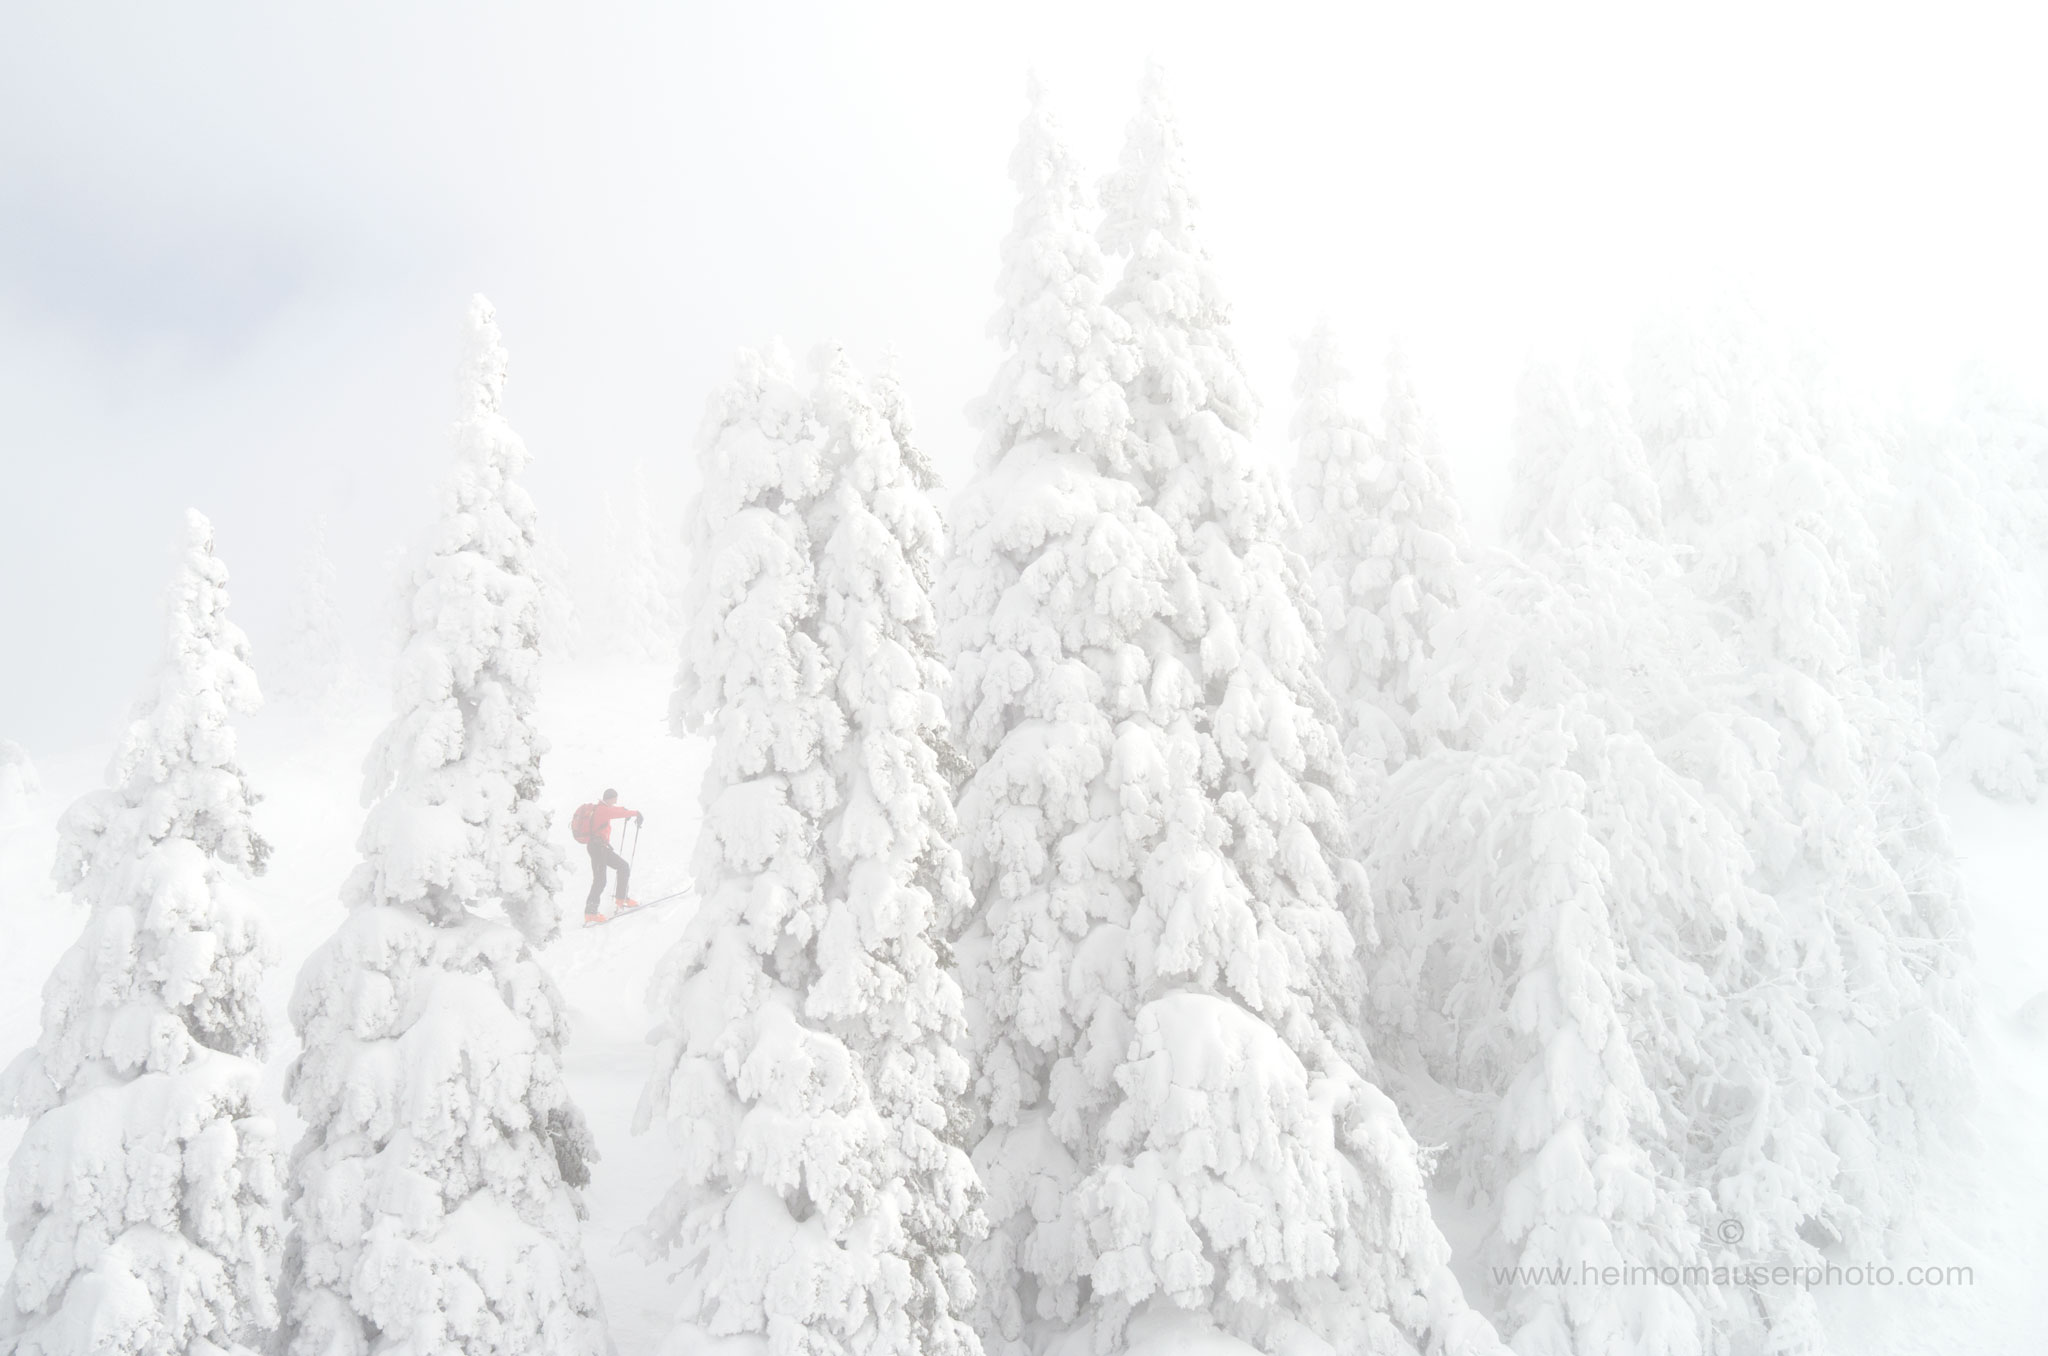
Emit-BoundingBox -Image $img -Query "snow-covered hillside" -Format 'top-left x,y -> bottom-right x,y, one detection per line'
3,656 -> 2045,1354
5,59 -> 2048,1356
0,659 -> 697,1352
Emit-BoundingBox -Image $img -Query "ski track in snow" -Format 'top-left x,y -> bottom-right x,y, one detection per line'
2,657 -> 2045,1353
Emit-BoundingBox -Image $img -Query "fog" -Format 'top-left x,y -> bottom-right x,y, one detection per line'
5,0 -> 2044,752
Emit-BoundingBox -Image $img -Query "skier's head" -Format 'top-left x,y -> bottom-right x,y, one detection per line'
602,788 -> 618,804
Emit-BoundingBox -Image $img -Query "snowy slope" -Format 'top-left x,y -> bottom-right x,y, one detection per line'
2,655 -> 2045,1353
1810,785 -> 2048,1355
0,657 -> 702,1352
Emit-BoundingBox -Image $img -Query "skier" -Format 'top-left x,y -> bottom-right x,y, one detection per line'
572,788 -> 642,924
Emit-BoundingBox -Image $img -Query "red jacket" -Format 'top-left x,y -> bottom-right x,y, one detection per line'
586,803 -> 637,843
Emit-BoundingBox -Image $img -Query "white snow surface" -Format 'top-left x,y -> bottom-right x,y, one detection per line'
4,657 -> 2047,1353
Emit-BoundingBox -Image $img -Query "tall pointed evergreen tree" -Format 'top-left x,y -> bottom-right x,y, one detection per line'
940,74 -> 1500,1356
1290,325 -> 1476,802
592,461 -> 678,663
1628,313 -> 1970,1251
1370,544 -> 1847,1352
1880,412 -> 2048,800
1953,362 -> 2048,566
808,345 -> 985,1356
1370,692 -> 1718,1356
276,517 -> 359,710
1096,66 -> 1380,1091
1504,364 -> 1663,554
1,510 -> 280,1356
277,297 -> 606,1356
0,738 -> 40,827
1485,357 -> 1935,1352
1100,69 -> 1499,1353
640,343 -> 916,1355
933,79 -> 1186,1356
1492,362 -> 1741,739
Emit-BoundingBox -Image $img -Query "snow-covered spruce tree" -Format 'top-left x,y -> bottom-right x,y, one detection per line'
531,528 -> 585,662
806,344 -> 985,1355
1,510 -> 280,1356
1628,315 -> 1969,1247
636,344 -> 894,1354
1796,362 -> 1977,1047
1382,592 -> 1851,1356
1096,65 -> 1387,1075
1953,362 -> 2048,567
1370,694 -> 1720,1356
591,461 -> 678,663
1289,324 -> 1476,803
362,296 -> 565,948
1102,70 -> 1496,1354
1503,364 -> 1662,555
934,81 -> 1181,1356
1492,362 -> 1746,741
276,517 -> 359,710
277,296 -> 605,1356
1879,412 -> 2048,799
938,75 -> 1499,1356
1627,315 -> 1903,700
0,737 -> 40,826
1423,370 -> 1864,1351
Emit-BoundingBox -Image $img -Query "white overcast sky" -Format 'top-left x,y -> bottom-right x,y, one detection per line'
3,1 -> 2045,752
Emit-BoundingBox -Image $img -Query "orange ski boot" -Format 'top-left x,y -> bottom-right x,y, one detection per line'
616,897 -> 641,912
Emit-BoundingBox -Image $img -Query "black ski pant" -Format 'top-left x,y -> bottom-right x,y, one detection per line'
585,838 -> 629,912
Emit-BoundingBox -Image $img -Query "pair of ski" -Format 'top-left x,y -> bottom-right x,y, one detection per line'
582,884 -> 689,927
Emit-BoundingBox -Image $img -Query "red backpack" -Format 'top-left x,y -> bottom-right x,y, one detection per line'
571,803 -> 600,844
